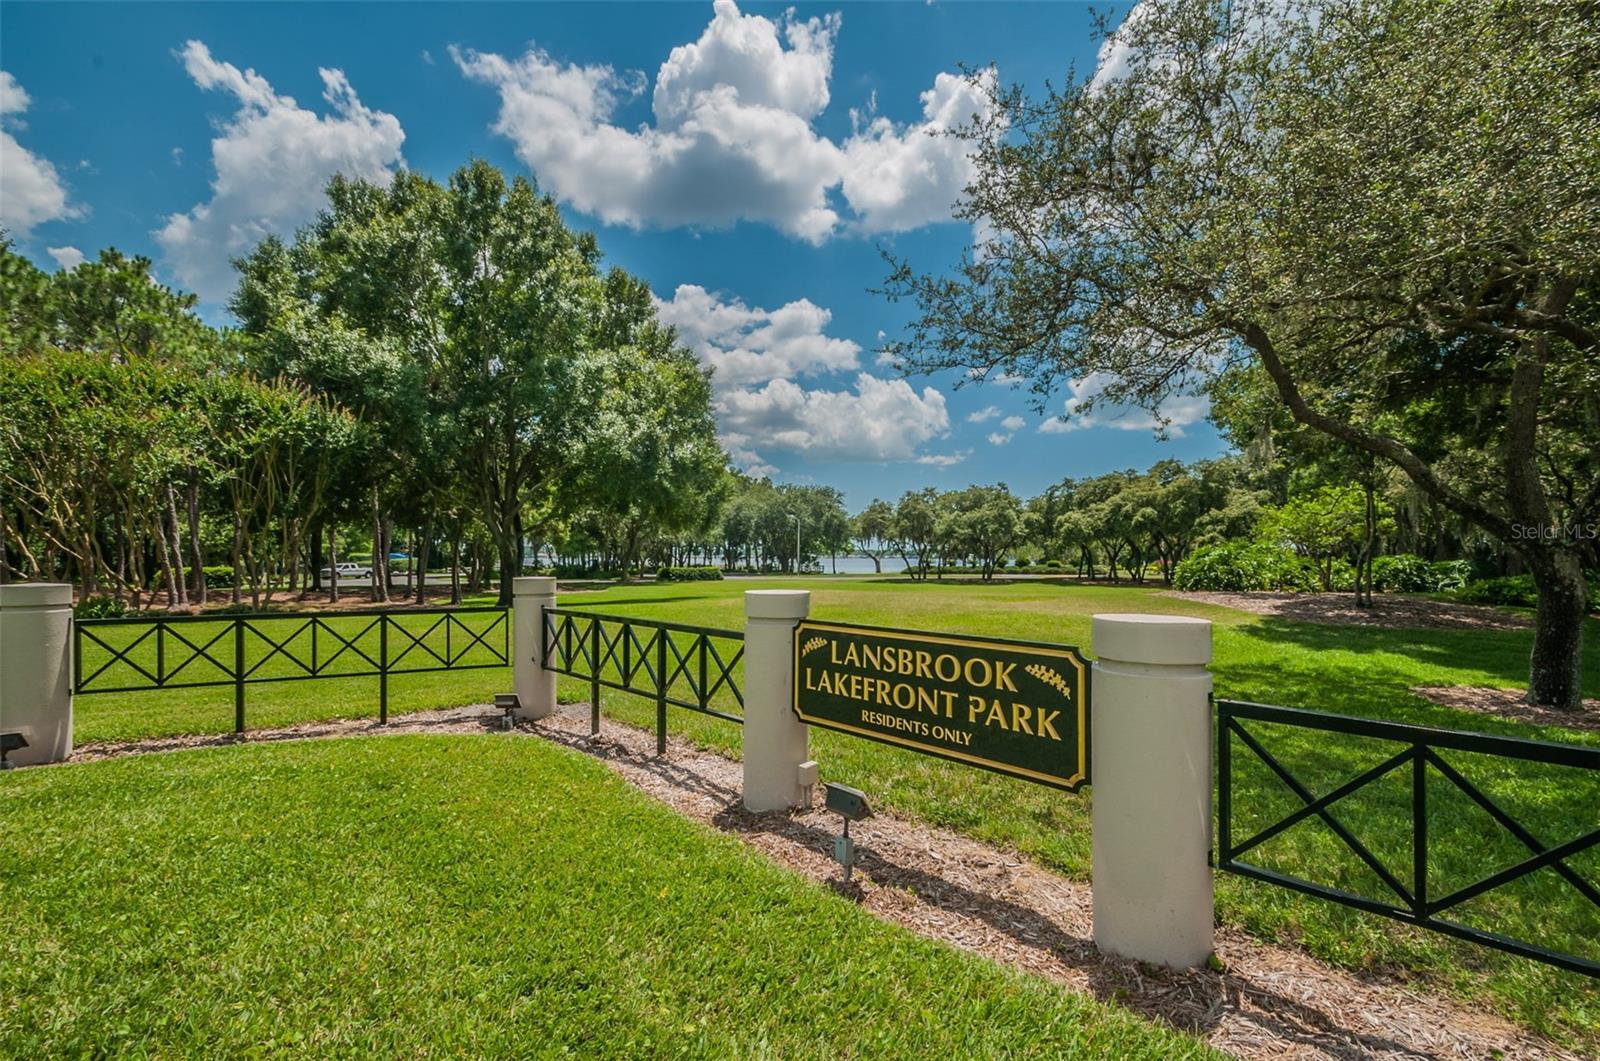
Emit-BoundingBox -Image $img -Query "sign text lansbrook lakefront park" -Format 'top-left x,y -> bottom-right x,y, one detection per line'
792,621 -> 1091,790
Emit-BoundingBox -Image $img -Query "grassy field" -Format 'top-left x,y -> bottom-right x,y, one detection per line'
69,576 -> 1600,1042
0,734 -> 1216,1057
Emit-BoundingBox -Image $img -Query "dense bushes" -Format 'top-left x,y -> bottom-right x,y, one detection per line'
1450,574 -> 1599,612
74,595 -> 126,619
656,566 -> 724,582
1370,555 -> 1473,593
180,566 -> 237,590
1172,542 -> 1317,592
1451,575 -> 1539,608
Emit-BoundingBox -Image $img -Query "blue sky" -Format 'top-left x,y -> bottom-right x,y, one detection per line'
1,1 -> 1226,508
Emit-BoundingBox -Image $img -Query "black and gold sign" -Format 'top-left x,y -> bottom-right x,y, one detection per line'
792,620 -> 1090,791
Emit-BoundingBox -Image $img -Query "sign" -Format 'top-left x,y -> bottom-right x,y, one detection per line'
792,620 -> 1090,791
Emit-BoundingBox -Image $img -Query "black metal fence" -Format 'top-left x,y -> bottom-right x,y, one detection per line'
1217,698 -> 1600,977
74,607 -> 510,730
541,607 -> 744,753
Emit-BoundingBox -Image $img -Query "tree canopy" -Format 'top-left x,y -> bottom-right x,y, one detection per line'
883,0 -> 1599,706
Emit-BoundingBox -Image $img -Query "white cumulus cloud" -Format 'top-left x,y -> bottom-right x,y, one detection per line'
1039,371 -> 1210,437
656,283 -> 951,472
966,405 -> 1000,423
654,283 -> 860,388
839,69 -> 994,234
719,372 -> 950,465
46,245 -> 84,269
454,0 -> 991,243
155,41 -> 405,302
0,71 -> 81,238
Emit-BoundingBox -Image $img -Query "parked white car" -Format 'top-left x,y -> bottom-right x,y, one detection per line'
322,562 -> 373,580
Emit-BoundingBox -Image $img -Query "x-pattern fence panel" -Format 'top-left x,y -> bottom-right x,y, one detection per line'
541,607 -> 744,753
75,608 -> 509,730
1217,698 -> 1600,978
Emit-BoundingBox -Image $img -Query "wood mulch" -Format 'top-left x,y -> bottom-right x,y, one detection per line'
1163,591 -> 1530,632
1411,686 -> 1600,731
54,704 -> 1588,1060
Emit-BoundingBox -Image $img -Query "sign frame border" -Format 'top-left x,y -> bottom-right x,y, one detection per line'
791,618 -> 1092,792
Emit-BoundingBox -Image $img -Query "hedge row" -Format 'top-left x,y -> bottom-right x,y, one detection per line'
656,566 -> 724,582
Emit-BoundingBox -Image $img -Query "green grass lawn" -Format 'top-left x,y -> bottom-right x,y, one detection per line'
0,734 -> 1215,1058
69,576 -> 1600,1042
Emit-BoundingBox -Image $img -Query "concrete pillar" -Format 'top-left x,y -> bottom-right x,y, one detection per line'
1090,612 -> 1214,968
0,583 -> 74,766
743,589 -> 810,812
512,576 -> 557,720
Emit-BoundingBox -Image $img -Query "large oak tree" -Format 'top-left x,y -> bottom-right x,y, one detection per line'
885,0 -> 1599,707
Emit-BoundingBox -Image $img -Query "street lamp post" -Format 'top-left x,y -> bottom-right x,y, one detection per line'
788,513 -> 801,575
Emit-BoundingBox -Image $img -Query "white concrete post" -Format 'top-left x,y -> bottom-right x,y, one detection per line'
512,576 -> 557,720
743,589 -> 810,812
1090,613 -> 1214,968
0,583 -> 74,766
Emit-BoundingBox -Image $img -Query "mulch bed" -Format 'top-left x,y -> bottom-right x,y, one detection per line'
1163,591 -> 1530,632
1411,686 -> 1600,731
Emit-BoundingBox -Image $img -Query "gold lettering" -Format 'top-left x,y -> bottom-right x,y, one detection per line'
1036,708 -> 1062,741
936,654 -> 961,682
984,699 -> 1008,730
1011,702 -> 1034,736
964,657 -> 992,688
893,682 -> 915,710
994,661 -> 1018,692
967,694 -> 986,723
916,686 -> 937,716
915,650 -> 933,679
940,690 -> 958,718
862,643 -> 880,670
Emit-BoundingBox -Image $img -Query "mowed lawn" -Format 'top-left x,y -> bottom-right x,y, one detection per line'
0,734 -> 1215,1057
69,577 -> 1600,1042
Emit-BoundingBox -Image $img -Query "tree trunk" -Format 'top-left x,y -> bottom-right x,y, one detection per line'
328,522 -> 340,604
154,511 -> 181,610
186,475 -> 206,606
450,529 -> 462,606
404,528 -> 415,597
495,534 -> 518,607
414,520 -> 432,605
370,488 -> 388,603
164,484 -> 188,607
309,519 -> 324,594
230,525 -> 243,605
1524,549 -> 1588,710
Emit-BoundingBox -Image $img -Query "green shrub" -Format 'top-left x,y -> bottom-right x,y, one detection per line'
1451,573 -> 1599,611
74,594 -> 126,619
1173,541 -> 1317,592
181,565 -> 236,590
656,566 -> 724,583
1452,575 -> 1539,608
1429,559 -> 1473,592
1371,554 -> 1435,592
1044,559 -> 1062,569
1327,558 -> 1357,592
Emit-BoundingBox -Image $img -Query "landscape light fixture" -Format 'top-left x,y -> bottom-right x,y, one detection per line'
494,693 -> 520,731
824,782 -> 871,882
0,732 -> 27,770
